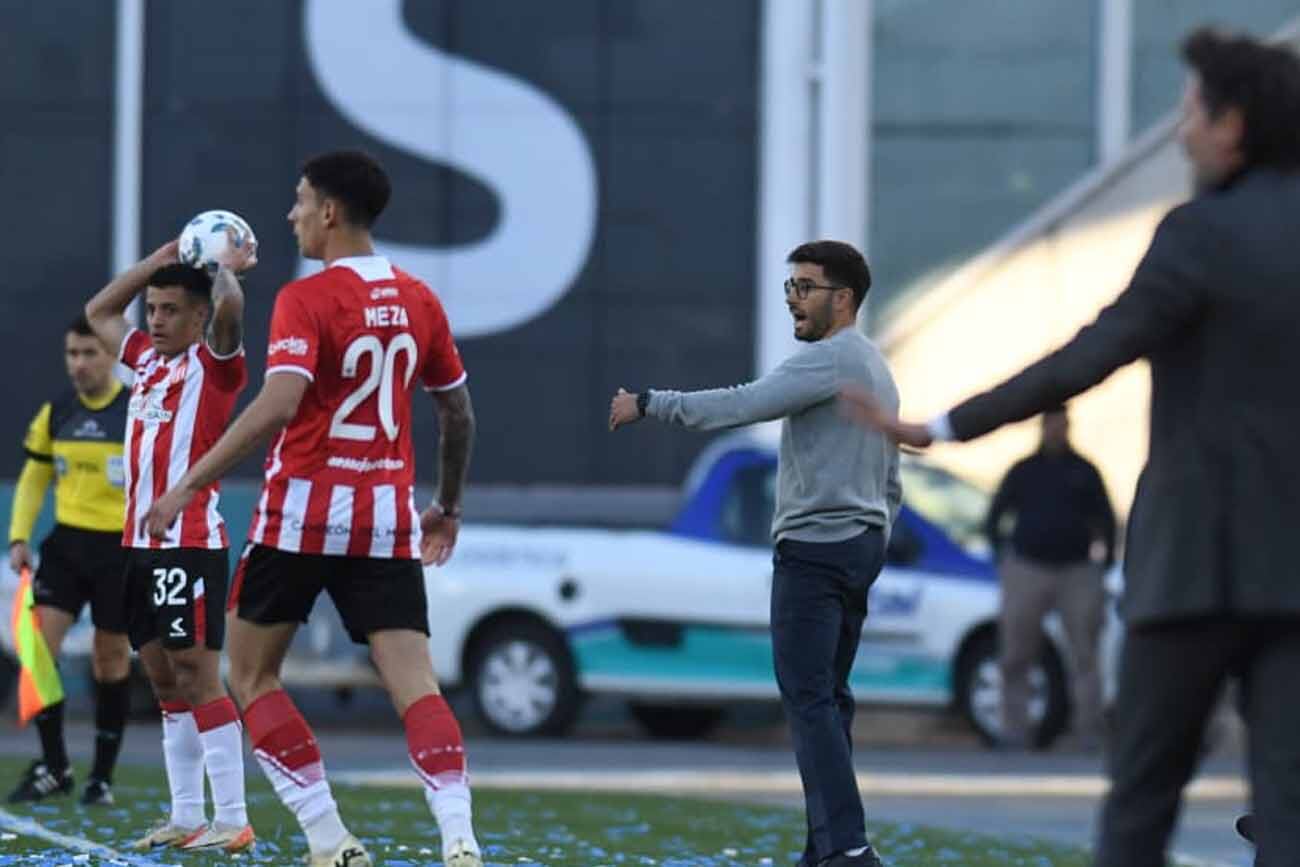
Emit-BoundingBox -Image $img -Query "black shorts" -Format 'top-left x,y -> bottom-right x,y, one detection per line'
122,547 -> 228,651
32,525 -> 129,632
231,544 -> 428,645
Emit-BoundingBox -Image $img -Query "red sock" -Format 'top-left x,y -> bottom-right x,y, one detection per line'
403,694 -> 466,789
243,689 -> 324,786
193,697 -> 240,732
160,699 -> 190,719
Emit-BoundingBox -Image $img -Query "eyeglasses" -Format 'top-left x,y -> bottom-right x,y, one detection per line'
783,278 -> 845,300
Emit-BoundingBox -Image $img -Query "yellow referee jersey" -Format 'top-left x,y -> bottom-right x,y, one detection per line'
8,383 -> 128,541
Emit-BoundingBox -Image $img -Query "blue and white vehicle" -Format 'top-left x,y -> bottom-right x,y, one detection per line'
418,436 -> 1077,744
0,437 -> 1089,745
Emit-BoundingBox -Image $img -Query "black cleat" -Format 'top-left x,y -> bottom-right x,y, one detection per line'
80,778 -> 114,806
1237,813 -> 1256,844
7,760 -> 73,803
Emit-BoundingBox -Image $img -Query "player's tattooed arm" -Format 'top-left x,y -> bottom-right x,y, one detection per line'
206,265 -> 245,357
206,230 -> 256,357
433,384 -> 476,513
85,240 -> 179,358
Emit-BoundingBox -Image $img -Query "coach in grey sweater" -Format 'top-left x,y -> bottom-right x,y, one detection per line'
609,241 -> 899,867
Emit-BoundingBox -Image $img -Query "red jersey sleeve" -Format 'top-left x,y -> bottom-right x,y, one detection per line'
119,328 -> 151,368
198,343 -> 248,393
420,292 -> 467,391
266,288 -> 321,381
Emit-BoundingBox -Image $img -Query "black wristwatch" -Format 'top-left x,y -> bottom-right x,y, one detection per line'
636,390 -> 651,418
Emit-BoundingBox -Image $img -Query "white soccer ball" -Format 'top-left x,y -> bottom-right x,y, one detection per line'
178,209 -> 257,270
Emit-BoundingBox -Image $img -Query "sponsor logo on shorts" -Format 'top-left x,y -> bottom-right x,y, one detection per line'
169,617 -> 187,638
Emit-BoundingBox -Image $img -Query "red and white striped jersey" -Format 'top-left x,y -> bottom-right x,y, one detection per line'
119,328 -> 247,549
249,255 -> 466,559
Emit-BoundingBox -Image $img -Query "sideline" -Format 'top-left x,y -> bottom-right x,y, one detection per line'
334,767 -> 1248,800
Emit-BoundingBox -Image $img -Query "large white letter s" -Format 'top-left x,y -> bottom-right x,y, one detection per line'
301,0 -> 598,338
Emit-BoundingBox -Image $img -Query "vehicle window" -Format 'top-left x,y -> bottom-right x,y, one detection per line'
898,460 -> 992,557
719,457 -> 991,558
719,463 -> 776,547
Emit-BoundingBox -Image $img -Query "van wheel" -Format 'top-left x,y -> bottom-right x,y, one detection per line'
955,630 -> 1070,749
467,620 -> 580,737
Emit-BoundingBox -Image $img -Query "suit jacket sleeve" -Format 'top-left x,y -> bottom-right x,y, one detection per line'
947,204 -> 1212,441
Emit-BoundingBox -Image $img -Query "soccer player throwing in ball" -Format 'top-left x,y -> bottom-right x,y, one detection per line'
146,150 -> 480,867
84,239 -> 256,852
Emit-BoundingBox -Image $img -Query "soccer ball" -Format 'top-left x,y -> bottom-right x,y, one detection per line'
178,210 -> 257,270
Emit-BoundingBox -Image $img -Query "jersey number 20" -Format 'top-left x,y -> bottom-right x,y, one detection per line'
330,334 -> 418,442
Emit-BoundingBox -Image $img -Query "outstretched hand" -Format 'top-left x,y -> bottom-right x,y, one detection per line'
608,388 -> 641,432
838,385 -> 934,449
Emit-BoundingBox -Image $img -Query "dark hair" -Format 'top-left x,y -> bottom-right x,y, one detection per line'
786,240 -> 872,310
148,264 -> 213,307
1181,27 -> 1300,170
67,313 -> 95,337
301,150 -> 391,228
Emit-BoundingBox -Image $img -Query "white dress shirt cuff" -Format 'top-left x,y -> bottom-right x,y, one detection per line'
927,413 -> 956,442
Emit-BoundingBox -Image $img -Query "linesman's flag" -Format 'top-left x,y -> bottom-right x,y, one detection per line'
10,566 -> 63,725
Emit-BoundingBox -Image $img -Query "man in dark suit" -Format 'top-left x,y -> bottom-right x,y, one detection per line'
842,28 -> 1300,866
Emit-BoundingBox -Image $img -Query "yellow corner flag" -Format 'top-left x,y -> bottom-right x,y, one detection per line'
10,566 -> 62,725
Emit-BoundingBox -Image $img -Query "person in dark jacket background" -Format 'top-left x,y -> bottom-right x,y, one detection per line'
986,404 -> 1115,750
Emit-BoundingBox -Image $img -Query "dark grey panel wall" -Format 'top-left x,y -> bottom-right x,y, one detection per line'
0,2 -> 116,476
870,0 -> 1095,317
1132,1 -> 1298,133
138,0 -> 760,486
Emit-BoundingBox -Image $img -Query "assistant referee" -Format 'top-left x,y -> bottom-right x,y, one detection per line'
7,315 -> 131,806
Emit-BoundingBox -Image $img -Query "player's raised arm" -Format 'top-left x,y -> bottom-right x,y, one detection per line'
206,229 -> 258,357
84,240 -> 180,358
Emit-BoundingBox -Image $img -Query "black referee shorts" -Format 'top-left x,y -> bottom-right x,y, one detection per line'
32,524 -> 128,633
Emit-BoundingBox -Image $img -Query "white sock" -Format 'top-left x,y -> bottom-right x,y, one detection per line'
254,751 -> 349,857
426,779 -> 478,854
161,708 -> 206,829
197,720 -> 248,828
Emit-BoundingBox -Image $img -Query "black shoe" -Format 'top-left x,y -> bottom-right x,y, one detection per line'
820,846 -> 885,866
1237,813 -> 1256,844
80,778 -> 113,806
7,760 -> 73,803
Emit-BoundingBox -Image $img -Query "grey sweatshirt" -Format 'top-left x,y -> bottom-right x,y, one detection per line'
647,327 -> 901,544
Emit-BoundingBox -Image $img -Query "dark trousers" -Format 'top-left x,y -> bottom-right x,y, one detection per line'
771,528 -> 886,865
1096,617 -> 1300,867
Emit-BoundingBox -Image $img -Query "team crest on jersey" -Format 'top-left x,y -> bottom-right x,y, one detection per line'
167,357 -> 189,386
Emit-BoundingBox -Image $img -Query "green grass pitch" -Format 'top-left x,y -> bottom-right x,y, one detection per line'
0,757 -> 1097,865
